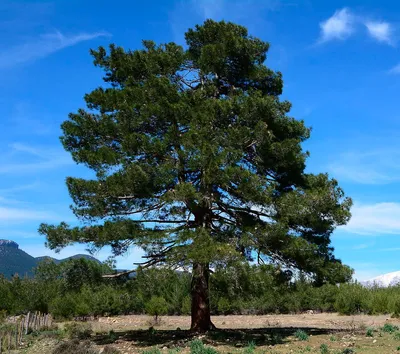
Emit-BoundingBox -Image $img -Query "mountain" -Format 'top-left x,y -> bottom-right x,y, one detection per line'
0,240 -> 38,278
0,240 -> 101,279
361,271 -> 400,287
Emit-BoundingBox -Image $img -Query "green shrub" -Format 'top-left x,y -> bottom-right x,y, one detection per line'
341,349 -> 355,354
366,327 -> 374,337
63,322 -> 92,340
334,284 -> 366,315
52,340 -> 98,354
383,323 -> 399,333
181,296 -> 191,315
145,296 -> 168,321
320,343 -> 329,354
294,329 -> 309,341
243,340 -> 256,354
189,339 -> 218,354
217,297 -> 231,315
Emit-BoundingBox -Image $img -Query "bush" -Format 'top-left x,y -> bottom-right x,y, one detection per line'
52,340 -> 98,354
190,339 -> 218,354
145,296 -> 168,322
382,323 -> 399,333
64,322 -> 93,339
294,329 -> 309,341
334,284 -> 366,315
217,298 -> 231,315
366,327 -> 374,337
181,296 -> 191,315
320,343 -> 329,354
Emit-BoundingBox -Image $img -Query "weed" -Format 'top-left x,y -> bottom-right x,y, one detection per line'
320,343 -> 329,354
366,327 -> 374,337
189,339 -> 218,354
294,329 -> 309,341
330,335 -> 337,341
394,331 -> 400,340
342,349 -> 355,354
383,323 -> 399,333
243,340 -> 256,354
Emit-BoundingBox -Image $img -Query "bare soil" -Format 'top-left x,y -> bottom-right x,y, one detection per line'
21,314 -> 400,354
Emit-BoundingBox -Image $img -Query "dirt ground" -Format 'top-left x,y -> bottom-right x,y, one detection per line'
94,313 -> 398,331
21,314 -> 400,354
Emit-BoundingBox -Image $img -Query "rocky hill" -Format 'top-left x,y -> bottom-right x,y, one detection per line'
0,239 -> 100,279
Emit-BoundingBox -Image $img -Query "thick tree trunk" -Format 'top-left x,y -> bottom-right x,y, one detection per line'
190,262 -> 215,332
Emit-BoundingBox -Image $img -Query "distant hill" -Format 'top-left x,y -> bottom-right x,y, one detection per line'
36,254 -> 101,265
0,240 -> 101,279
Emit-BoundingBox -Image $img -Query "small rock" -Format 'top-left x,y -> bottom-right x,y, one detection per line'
373,339 -> 377,343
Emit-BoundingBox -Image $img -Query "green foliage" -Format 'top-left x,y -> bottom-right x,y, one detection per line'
382,323 -> 399,333
320,343 -> 329,354
294,329 -> 309,341
145,296 -> 169,320
190,340 -> 218,354
394,331 -> 400,340
366,327 -> 374,337
341,349 -> 355,354
64,322 -> 93,339
334,283 -> 366,315
243,341 -> 256,354
330,335 -> 337,342
38,19 -> 353,330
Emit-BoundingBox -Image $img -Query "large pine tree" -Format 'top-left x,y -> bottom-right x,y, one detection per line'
39,20 -> 353,332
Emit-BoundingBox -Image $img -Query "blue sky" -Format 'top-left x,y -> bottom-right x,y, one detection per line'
2,0 -> 400,280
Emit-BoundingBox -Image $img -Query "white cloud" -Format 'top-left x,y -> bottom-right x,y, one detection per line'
340,202 -> 400,235
319,8 -> 354,43
0,30 -> 110,69
329,149 -> 400,185
365,21 -> 394,45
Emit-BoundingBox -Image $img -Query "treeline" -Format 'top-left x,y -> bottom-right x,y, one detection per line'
1,259 -> 400,319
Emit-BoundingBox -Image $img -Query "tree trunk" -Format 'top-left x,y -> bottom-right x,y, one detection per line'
190,262 -> 215,332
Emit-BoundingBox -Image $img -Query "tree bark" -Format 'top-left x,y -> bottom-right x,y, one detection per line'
190,262 -> 215,332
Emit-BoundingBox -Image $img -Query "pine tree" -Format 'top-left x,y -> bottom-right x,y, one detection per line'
39,20 -> 353,332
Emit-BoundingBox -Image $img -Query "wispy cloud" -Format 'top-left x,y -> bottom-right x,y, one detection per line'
353,242 -> 374,250
0,205 -> 59,224
0,143 -> 73,175
329,149 -> 400,184
0,30 -> 110,69
341,202 -> 400,235
318,8 -> 354,43
389,63 -> 400,74
365,21 -> 394,45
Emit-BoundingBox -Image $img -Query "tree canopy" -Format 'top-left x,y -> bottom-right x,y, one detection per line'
39,19 -> 353,331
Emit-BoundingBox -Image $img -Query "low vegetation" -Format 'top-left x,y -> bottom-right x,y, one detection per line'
2,259 -> 400,321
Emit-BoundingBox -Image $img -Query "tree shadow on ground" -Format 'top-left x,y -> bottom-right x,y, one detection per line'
93,326 -> 335,349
